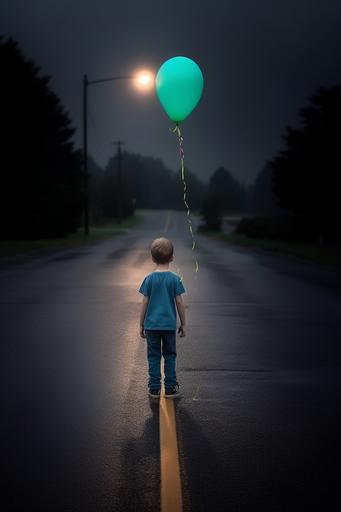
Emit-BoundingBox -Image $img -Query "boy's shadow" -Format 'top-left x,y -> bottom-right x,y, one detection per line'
116,399 -> 160,512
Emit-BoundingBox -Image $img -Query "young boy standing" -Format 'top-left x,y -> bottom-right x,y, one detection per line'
139,237 -> 186,398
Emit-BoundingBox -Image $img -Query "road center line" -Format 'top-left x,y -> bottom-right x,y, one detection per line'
160,361 -> 183,512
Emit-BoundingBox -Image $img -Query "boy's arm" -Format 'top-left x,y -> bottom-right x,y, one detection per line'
175,294 -> 186,337
139,296 -> 149,338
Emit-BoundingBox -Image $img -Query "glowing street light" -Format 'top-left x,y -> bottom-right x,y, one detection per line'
134,70 -> 154,91
82,68 -> 154,234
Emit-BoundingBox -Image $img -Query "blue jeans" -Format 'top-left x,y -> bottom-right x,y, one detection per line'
145,330 -> 177,390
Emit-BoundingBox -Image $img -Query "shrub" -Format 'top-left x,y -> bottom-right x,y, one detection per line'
235,216 -> 294,240
200,192 -> 224,231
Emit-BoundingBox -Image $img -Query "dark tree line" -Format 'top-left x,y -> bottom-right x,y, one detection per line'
89,150 -> 207,222
88,152 -> 252,229
88,155 -> 134,222
0,36 -> 83,239
244,85 -> 341,244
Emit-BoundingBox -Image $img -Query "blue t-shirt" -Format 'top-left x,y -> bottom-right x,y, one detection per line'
139,271 -> 186,330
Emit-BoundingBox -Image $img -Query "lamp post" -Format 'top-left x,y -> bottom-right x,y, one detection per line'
82,69 -> 154,234
82,73 -> 133,235
82,70 -> 154,234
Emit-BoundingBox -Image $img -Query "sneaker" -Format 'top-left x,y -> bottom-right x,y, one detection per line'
165,383 -> 181,398
149,388 -> 161,398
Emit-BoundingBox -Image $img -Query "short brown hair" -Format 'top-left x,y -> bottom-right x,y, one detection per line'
151,237 -> 174,264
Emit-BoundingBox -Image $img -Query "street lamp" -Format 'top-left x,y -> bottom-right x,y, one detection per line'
82,69 -> 154,235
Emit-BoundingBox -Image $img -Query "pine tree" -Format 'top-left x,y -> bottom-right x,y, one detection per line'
270,85 -> 341,242
0,36 -> 83,239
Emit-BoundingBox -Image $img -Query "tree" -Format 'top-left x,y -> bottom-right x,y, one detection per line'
0,36 -> 83,239
253,163 -> 288,217
200,192 -> 224,231
208,167 -> 248,213
270,85 -> 341,242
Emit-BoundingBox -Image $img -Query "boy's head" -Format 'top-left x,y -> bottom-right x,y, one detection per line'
151,237 -> 174,264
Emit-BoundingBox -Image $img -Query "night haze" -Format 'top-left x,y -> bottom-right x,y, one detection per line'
2,0 -> 341,184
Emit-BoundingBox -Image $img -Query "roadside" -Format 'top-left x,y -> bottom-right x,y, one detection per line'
0,211 -> 144,260
203,231 -> 341,267
196,214 -> 341,267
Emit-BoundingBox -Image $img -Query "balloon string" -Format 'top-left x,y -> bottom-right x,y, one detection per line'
170,123 -> 199,275
173,261 -> 185,284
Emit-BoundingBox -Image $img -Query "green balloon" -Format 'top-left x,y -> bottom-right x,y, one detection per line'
155,56 -> 204,123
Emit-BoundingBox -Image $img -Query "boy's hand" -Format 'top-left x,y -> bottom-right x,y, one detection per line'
177,325 -> 186,337
140,326 -> 146,339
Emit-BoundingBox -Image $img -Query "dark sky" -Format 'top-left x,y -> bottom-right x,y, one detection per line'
2,0 -> 341,184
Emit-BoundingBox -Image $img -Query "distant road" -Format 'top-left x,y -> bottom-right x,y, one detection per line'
1,210 -> 340,511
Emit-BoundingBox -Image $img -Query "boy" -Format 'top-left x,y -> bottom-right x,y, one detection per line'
139,237 -> 186,398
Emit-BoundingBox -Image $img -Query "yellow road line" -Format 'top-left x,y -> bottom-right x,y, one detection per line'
160,361 -> 183,512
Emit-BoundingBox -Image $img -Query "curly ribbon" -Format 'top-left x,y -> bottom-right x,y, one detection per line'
170,122 -> 199,276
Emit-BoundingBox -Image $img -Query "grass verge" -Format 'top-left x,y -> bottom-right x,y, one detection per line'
202,230 -> 341,266
0,212 -> 144,258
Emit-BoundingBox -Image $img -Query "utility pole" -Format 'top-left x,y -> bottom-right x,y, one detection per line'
112,140 -> 125,224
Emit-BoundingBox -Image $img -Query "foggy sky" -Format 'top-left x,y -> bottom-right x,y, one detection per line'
2,0 -> 341,184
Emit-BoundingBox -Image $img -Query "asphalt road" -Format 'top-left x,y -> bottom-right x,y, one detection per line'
1,210 -> 341,511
